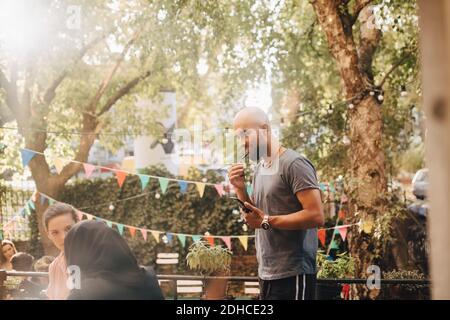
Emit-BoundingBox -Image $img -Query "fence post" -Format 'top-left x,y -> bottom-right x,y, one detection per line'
0,270 -> 6,300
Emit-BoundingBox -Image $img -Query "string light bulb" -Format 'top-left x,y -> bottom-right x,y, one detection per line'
342,135 -> 351,145
155,193 -> 161,199
400,85 -> 407,97
109,203 -> 115,211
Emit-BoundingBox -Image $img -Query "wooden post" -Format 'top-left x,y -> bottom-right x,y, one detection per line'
418,0 -> 450,299
0,270 -> 6,300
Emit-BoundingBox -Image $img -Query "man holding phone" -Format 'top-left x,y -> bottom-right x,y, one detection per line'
228,107 -> 324,300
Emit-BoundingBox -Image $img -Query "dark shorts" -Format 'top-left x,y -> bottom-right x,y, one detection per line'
259,274 -> 316,300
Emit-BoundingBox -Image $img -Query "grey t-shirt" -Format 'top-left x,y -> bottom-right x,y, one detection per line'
252,148 -> 320,280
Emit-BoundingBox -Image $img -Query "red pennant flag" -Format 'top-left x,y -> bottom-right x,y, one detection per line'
83,163 -> 96,178
140,229 -> 148,241
115,171 -> 128,188
338,226 -> 348,241
221,236 -> 231,250
214,184 -> 224,197
205,236 -> 215,247
318,229 -> 326,247
128,226 -> 136,238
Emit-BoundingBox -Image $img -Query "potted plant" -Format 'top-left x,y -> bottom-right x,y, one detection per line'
186,240 -> 232,300
316,251 -> 355,300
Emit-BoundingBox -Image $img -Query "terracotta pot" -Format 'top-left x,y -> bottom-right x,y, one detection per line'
204,270 -> 229,300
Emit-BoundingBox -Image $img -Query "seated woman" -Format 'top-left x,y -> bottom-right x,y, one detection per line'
1,239 -> 17,270
64,220 -> 164,300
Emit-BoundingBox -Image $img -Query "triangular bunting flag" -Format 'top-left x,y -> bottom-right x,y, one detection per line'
48,198 -> 56,205
54,158 -> 67,174
20,149 -> 36,167
28,200 -> 35,211
106,220 -> 113,228
177,234 -> 186,247
329,181 -> 335,193
128,226 -> 136,238
333,228 -> 340,235
85,214 -> 93,220
115,171 -> 128,188
338,226 -> 348,241
205,235 -> 215,247
166,232 -> 173,243
24,206 -> 31,216
140,229 -> 148,241
138,174 -> 150,191
151,230 -> 160,243
330,239 -> 339,249
214,184 -> 225,197
116,223 -> 124,235
158,177 -> 169,194
83,163 -> 96,178
191,235 -> 201,243
178,181 -> 188,193
40,194 -> 47,205
319,183 -> 326,192
221,236 -> 231,250
238,236 -> 248,251
195,182 -> 206,197
318,229 -> 326,247
246,184 -> 253,196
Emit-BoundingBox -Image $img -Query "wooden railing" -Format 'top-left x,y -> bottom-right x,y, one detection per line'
0,270 -> 430,300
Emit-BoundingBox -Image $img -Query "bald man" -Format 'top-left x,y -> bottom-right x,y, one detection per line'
228,107 -> 324,300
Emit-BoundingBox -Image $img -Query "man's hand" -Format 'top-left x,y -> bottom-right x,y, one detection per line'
228,164 -> 246,190
241,202 -> 265,229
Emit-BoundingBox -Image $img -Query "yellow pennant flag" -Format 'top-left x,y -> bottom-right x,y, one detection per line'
151,230 -> 160,243
195,182 -> 206,197
238,236 -> 248,251
54,158 -> 68,174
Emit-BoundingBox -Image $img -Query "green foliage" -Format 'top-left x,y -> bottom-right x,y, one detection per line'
317,251 -> 356,279
186,240 -> 232,275
58,165 -> 253,270
383,269 -> 427,292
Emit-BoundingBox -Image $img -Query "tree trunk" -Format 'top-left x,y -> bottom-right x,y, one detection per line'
311,0 -> 387,285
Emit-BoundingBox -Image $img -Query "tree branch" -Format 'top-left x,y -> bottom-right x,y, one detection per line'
377,52 -> 413,88
0,68 -> 19,113
43,30 -> 112,106
357,5 -> 381,85
97,69 -> 153,117
87,29 -> 144,113
351,0 -> 373,24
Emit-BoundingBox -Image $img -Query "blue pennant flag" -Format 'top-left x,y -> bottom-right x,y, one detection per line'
178,181 -> 188,193
116,223 -> 124,235
20,149 -> 36,167
138,174 -> 150,191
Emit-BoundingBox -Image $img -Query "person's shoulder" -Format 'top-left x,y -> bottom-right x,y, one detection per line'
283,149 -> 316,172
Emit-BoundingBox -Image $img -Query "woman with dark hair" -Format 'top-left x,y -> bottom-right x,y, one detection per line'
1,239 -> 17,270
64,220 -> 164,300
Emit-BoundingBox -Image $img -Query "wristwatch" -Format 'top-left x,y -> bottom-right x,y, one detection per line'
261,215 -> 270,230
